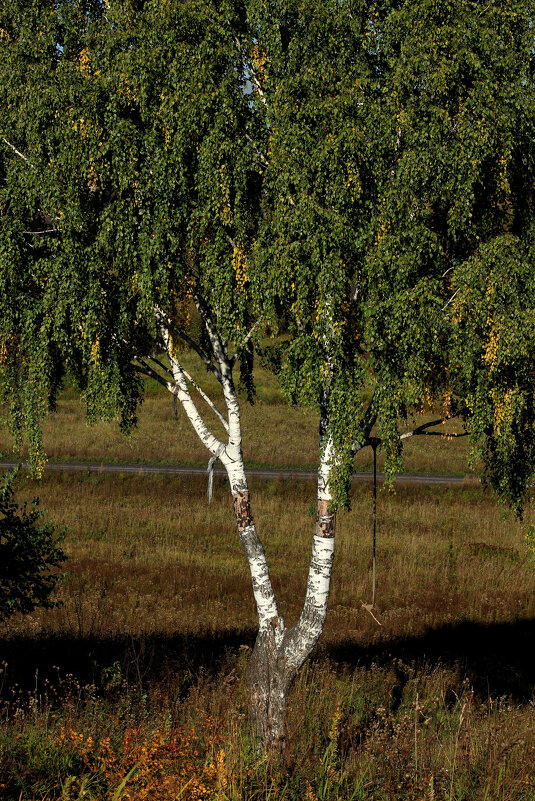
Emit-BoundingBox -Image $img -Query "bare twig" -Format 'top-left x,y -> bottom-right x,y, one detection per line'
22,229 -> 59,235
360,601 -> 382,626
226,232 -> 238,250
231,320 -> 261,367
182,367 -> 229,433
442,289 -> 460,311
2,137 -> 35,167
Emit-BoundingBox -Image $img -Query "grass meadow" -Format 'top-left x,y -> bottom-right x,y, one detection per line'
1,470 -> 534,800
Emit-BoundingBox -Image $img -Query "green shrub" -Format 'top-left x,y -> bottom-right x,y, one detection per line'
0,469 -> 66,619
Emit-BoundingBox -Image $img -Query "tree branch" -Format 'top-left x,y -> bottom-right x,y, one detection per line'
147,354 -> 173,377
249,70 -> 267,107
158,321 -> 225,458
442,289 -> 460,311
350,397 -> 378,457
181,367 -> 229,433
231,33 -> 267,108
134,358 -> 174,392
245,133 -> 270,168
350,411 -> 467,456
2,137 -> 35,167
231,320 -> 261,368
399,415 -> 467,440
22,229 -> 59,235
192,292 -> 230,370
154,305 -> 222,384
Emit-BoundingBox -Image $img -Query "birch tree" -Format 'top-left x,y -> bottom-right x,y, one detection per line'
1,0 -> 535,755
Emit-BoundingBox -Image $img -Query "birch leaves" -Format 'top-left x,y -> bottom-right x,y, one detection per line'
1,0 -> 535,509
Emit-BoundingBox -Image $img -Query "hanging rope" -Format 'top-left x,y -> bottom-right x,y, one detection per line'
361,437 -> 382,626
372,436 -> 377,606
207,443 -> 225,503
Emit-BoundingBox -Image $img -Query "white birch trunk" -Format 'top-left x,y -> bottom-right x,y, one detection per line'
155,305 -> 338,755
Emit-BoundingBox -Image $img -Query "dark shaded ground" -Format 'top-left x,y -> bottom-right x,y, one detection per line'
1,617 -> 533,704
330,618 -> 535,702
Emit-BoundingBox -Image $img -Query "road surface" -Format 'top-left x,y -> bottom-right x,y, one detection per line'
0,460 -> 479,485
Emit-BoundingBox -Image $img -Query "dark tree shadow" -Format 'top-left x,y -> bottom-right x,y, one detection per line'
327,617 -> 535,701
1,618 -> 533,703
0,629 -> 256,701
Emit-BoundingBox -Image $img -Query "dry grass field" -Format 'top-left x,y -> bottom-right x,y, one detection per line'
1,470 -> 534,800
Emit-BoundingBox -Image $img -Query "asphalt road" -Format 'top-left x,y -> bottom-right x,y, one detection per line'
0,460 -> 479,485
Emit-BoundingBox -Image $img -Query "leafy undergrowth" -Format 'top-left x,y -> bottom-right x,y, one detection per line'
1,653 -> 534,801
57,722 -> 226,800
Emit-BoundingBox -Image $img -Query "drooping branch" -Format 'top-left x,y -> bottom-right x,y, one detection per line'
231,320 -> 261,368
136,354 -> 228,435
134,358 -> 174,392
147,354 -> 173,377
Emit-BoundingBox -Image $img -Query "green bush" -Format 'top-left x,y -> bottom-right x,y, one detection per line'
0,469 -> 65,620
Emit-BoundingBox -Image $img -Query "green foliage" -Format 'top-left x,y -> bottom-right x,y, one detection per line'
0,0 -> 260,439
451,237 -> 535,512
1,0 -> 534,511
0,728 -> 84,801
250,0 -> 535,508
0,470 -> 65,619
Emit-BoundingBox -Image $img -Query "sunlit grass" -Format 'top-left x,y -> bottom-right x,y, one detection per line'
2,472 -> 533,640
1,472 -> 534,799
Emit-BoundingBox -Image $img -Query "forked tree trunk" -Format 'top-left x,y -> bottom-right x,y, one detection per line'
235,491 -> 336,757
156,305 -> 337,756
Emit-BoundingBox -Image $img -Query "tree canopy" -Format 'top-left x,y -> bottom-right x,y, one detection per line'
2,0 -> 534,510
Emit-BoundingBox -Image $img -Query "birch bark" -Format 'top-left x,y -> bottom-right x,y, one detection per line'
154,305 -> 338,755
